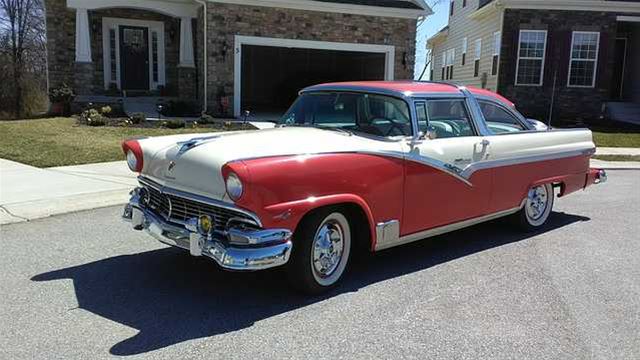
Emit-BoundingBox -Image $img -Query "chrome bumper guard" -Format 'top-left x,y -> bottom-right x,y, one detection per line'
122,191 -> 292,271
595,169 -> 607,184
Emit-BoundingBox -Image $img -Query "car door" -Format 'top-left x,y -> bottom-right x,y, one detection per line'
478,99 -> 592,214
401,97 -> 493,236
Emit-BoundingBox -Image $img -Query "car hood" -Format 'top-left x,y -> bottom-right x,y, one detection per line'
138,127 -> 404,202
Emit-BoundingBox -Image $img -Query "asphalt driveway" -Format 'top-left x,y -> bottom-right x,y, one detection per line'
0,170 -> 638,359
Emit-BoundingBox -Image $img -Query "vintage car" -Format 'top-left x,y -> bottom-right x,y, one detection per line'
122,81 -> 606,294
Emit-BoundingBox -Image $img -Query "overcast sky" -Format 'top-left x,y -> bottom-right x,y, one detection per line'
414,1 -> 449,80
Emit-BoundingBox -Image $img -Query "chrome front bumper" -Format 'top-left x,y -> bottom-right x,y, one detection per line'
122,194 -> 293,271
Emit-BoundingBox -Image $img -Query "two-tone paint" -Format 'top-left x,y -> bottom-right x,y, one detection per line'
124,81 -> 602,253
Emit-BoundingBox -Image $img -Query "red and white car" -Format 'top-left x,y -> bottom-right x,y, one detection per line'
122,81 -> 606,294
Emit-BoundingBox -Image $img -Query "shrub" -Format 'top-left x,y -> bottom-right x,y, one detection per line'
162,119 -> 186,129
199,114 -> 216,124
82,108 -> 106,127
48,83 -> 75,104
130,112 -> 146,125
101,106 -> 112,115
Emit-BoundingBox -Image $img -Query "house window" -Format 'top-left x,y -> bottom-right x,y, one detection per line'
152,31 -> 159,83
446,48 -> 455,80
462,37 -> 467,65
515,30 -> 547,86
474,38 -> 481,77
109,28 -> 117,84
568,31 -> 599,87
450,1 -> 454,16
492,32 -> 501,76
463,0 -> 467,7
441,52 -> 446,80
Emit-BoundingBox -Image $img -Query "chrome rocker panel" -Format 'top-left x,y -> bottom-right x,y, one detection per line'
122,193 -> 293,271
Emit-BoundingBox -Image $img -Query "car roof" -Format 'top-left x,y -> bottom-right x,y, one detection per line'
302,81 -> 515,108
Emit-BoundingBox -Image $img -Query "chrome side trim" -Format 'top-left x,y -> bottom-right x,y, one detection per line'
376,220 -> 400,249
375,205 -> 523,251
460,148 -> 595,179
138,176 -> 263,227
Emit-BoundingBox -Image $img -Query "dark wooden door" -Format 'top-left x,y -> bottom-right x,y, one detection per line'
120,26 -> 149,91
610,38 -> 627,100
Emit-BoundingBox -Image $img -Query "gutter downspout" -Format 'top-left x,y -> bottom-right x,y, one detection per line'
194,0 -> 208,113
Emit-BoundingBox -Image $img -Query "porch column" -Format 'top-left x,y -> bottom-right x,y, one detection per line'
75,8 -> 92,62
179,17 -> 195,67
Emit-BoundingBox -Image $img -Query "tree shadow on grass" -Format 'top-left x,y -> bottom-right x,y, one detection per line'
32,211 -> 589,356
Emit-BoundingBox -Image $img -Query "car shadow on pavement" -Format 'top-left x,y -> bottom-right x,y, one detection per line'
31,211 -> 588,356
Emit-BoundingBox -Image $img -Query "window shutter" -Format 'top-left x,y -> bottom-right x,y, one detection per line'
596,32 -> 608,89
557,30 -> 571,86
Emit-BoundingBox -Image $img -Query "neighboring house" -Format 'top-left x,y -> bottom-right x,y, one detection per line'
44,0 -> 432,118
427,0 -> 640,122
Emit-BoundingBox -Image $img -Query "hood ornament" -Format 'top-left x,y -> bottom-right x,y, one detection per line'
167,161 -> 176,172
177,135 -> 223,155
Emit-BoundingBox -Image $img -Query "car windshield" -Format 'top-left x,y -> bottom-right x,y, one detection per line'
279,92 -> 413,137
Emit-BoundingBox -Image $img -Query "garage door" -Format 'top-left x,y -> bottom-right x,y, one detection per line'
240,45 -> 388,120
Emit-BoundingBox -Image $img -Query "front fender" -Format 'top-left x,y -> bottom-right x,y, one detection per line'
226,153 -> 406,251
262,193 -> 378,250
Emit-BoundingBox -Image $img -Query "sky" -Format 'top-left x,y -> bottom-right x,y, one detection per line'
414,1 -> 449,80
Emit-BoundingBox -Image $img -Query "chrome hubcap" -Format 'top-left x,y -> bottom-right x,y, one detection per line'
312,220 -> 345,278
526,185 -> 549,221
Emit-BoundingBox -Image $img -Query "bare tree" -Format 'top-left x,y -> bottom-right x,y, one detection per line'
0,0 -> 45,118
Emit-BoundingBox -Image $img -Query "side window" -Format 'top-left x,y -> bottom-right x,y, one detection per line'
421,99 -> 475,139
479,101 -> 526,133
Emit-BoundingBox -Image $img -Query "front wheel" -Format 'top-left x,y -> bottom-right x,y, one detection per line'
286,209 -> 352,295
513,183 -> 555,231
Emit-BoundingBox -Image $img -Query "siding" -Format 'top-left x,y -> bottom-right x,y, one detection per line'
428,0 -> 502,91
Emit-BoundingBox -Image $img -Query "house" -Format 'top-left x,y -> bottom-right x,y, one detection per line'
427,0 -> 640,123
44,0 -> 432,118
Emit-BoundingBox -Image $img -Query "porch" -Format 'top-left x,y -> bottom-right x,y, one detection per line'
64,0 -> 199,99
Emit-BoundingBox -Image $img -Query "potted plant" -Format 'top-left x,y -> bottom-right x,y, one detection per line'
49,83 -> 76,116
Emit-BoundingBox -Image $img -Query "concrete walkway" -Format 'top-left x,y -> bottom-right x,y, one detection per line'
596,147 -> 640,156
0,159 -> 137,225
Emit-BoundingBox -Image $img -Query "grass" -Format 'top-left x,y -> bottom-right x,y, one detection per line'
592,155 -> 640,162
591,131 -> 640,148
0,117 -> 222,168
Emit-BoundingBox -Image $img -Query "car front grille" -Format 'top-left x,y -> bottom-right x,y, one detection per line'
143,183 -> 259,231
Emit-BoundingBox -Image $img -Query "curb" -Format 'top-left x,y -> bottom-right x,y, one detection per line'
0,189 -> 130,226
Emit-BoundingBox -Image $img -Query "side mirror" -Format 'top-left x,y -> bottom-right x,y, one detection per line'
527,118 -> 549,131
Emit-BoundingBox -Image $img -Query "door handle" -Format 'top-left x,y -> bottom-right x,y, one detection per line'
480,139 -> 490,146
476,139 -> 491,159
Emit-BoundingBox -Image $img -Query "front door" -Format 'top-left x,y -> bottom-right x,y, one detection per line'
401,98 -> 492,236
610,38 -> 627,100
120,26 -> 149,91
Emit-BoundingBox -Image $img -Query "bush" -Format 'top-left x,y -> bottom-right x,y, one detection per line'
162,119 -> 186,129
130,112 -> 146,125
101,106 -> 112,115
199,114 -> 217,125
48,83 -> 75,104
81,108 -> 106,127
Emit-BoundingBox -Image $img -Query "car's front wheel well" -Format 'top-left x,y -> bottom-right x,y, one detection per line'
295,203 -> 372,255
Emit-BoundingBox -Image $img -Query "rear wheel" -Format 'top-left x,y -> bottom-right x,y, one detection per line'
513,183 -> 555,231
286,208 -> 352,295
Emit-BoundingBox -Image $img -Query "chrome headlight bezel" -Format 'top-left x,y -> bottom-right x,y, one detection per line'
225,172 -> 243,201
126,150 -> 138,172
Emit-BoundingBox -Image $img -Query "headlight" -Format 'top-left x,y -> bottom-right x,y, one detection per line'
126,150 -> 138,172
225,172 -> 243,200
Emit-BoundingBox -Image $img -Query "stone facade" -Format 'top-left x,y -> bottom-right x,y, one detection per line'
45,0 -> 75,90
498,9 -> 621,121
203,2 -> 417,115
45,1 -> 417,116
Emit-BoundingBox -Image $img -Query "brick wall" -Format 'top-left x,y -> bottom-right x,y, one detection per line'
204,3 -> 417,115
498,9 -> 620,122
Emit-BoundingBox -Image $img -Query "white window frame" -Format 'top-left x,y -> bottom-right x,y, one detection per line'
567,31 -> 600,88
474,38 -> 482,60
493,31 -> 501,56
514,30 -> 547,87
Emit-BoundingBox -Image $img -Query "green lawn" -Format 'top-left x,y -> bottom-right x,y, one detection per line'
0,117 -> 222,168
592,155 -> 640,162
592,131 -> 640,148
